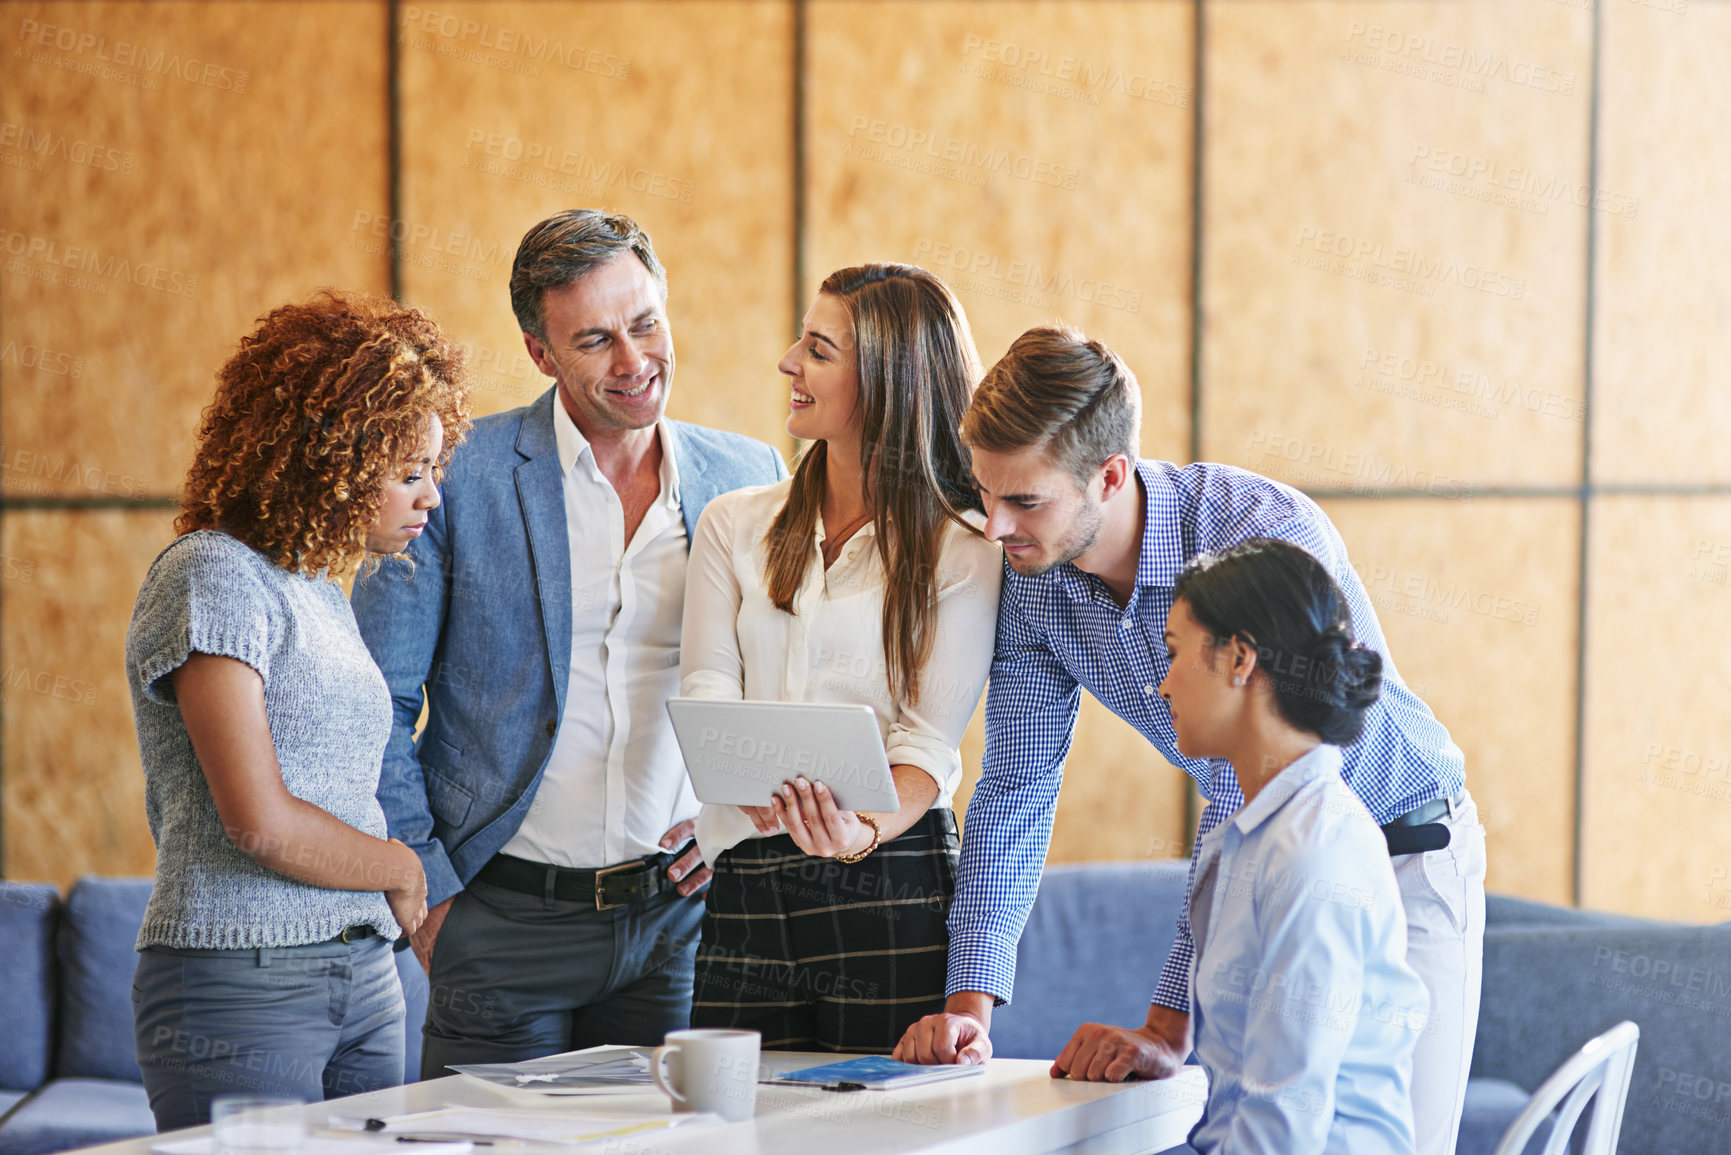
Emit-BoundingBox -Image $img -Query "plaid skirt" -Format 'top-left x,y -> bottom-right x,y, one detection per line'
690,808 -> 957,1052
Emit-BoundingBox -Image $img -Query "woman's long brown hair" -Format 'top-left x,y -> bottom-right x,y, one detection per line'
763,264 -> 984,705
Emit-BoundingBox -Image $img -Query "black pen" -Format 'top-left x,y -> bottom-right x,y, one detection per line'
394,1136 -> 495,1146
760,1078 -> 868,1091
362,1120 -> 491,1143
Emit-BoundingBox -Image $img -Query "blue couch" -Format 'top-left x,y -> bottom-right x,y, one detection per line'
0,879 -> 428,1155
992,860 -> 1731,1155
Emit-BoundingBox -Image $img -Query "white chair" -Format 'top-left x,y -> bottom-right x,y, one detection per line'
1491,1020 -> 1640,1155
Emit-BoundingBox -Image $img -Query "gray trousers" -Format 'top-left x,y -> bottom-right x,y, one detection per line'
420,877 -> 703,1080
133,936 -> 404,1129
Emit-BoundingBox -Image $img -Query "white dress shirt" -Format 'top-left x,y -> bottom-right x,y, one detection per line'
501,402 -> 697,869
1188,743 -> 1429,1154
679,478 -> 1003,865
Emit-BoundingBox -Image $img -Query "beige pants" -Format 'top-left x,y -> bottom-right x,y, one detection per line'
1393,789 -> 1488,1155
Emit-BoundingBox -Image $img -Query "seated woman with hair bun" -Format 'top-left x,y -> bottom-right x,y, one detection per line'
1159,537 -> 1428,1155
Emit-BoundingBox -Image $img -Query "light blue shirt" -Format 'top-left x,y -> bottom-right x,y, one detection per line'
1188,744 -> 1427,1155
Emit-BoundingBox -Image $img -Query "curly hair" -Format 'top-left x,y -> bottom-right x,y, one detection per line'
177,289 -> 471,577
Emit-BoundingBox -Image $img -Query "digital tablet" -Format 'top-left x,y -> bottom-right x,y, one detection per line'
664,697 -> 901,812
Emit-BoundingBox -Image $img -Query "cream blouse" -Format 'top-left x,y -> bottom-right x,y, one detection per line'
679,478 -> 1003,864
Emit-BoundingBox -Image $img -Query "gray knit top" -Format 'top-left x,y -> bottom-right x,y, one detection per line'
126,531 -> 398,949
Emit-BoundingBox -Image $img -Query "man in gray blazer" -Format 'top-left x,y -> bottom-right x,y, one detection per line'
353,210 -> 786,1076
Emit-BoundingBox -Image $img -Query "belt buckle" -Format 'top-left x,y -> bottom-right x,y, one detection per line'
594,861 -> 638,912
339,925 -> 363,943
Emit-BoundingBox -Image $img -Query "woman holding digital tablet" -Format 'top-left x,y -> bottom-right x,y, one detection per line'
1159,537 -> 1428,1154
678,264 -> 1001,1052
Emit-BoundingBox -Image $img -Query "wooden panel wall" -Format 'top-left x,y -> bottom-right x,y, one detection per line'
1,0 -> 389,886
1584,498 -> 1731,920
1,511 -> 178,883
1582,0 -> 1731,920
1593,0 -> 1731,486
396,0 -> 793,445
1,0 -> 391,499
1322,498 -> 1579,903
1204,0 -> 1590,490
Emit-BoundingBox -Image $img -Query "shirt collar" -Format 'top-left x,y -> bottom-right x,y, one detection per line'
551,393 -> 681,505
1133,460 -> 1185,589
1045,460 -> 1182,605
814,515 -> 876,547
1228,743 -> 1345,837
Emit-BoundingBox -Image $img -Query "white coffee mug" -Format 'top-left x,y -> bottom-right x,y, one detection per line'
651,1028 -> 760,1122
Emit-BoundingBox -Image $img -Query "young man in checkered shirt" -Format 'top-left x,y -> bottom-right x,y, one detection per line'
895,326 -> 1485,1155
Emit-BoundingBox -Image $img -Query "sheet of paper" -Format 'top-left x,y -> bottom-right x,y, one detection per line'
451,1076 -> 664,1099
442,1044 -> 662,1097
153,1138 -> 470,1155
447,1048 -> 654,1092
361,1108 -> 721,1146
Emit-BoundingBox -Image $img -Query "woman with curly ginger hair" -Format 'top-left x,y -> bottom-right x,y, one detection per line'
125,290 -> 471,1127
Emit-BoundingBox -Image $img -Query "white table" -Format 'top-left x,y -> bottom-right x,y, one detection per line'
80,1054 -> 1207,1155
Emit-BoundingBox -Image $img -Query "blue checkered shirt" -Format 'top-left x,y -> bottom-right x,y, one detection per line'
947,460 -> 1465,1010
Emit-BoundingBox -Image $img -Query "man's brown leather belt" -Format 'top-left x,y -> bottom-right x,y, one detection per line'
475,849 -> 681,910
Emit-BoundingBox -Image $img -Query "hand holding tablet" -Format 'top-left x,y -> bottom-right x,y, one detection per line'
664,698 -> 902,812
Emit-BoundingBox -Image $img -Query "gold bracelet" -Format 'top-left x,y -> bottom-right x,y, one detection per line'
834,812 -> 881,864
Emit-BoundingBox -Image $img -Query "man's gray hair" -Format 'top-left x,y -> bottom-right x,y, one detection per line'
508,209 -> 667,342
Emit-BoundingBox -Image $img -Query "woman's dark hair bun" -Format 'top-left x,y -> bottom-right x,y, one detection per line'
1173,538 -> 1384,746
1299,627 -> 1384,742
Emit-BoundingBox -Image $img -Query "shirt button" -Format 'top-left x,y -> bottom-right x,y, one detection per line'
1143,684 -> 1155,696
546,720 -> 557,738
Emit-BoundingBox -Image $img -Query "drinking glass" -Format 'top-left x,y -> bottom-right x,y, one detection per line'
211,1095 -> 304,1155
